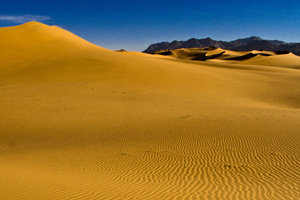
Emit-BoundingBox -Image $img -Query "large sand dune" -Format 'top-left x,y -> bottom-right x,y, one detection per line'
1,22 -> 300,199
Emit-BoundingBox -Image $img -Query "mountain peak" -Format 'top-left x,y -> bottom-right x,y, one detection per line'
249,36 -> 262,40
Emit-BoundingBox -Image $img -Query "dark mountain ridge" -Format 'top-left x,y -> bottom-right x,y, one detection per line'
143,36 -> 300,55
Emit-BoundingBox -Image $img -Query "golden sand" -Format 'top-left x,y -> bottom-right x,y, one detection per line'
1,22 -> 300,199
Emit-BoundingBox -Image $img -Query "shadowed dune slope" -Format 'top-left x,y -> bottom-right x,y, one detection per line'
1,22 -> 300,200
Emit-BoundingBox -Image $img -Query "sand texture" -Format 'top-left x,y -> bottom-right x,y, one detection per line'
1,22 -> 300,200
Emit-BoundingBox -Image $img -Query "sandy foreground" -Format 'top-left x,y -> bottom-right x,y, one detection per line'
1,22 -> 300,200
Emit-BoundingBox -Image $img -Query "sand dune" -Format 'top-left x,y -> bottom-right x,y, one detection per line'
1,22 -> 300,199
239,53 -> 300,69
154,47 -> 300,69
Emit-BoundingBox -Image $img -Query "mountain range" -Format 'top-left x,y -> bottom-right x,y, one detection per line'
143,36 -> 300,55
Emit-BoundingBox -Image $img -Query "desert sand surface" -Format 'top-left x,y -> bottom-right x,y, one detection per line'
1,22 -> 300,200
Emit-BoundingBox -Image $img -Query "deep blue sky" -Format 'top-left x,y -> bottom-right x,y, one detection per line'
1,0 -> 300,51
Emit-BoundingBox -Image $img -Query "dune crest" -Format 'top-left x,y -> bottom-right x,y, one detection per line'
1,23 -> 300,200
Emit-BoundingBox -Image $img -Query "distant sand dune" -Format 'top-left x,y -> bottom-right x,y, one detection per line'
1,22 -> 300,199
154,47 -> 300,69
239,53 -> 300,69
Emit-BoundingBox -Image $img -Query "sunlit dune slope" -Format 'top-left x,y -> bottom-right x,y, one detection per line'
0,21 -> 115,82
1,22 -> 300,200
0,22 -> 113,65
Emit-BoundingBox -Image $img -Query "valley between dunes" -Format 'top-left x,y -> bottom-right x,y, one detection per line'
1,22 -> 300,200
